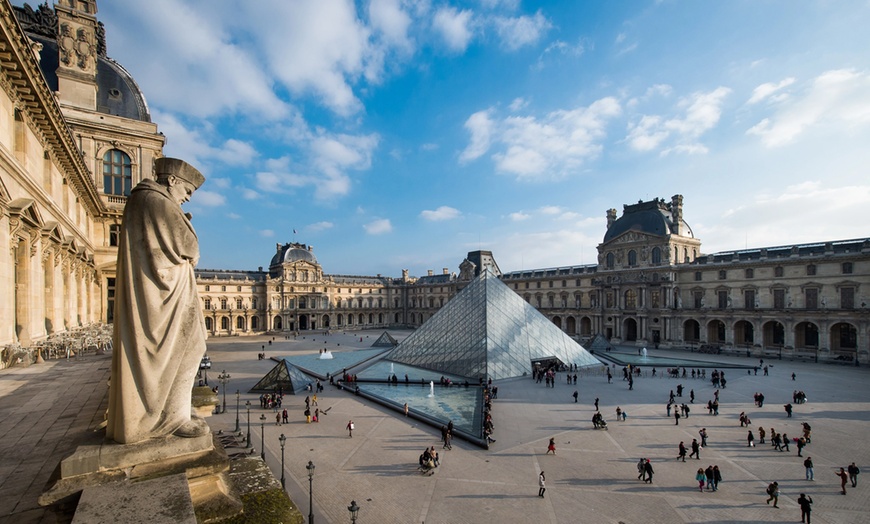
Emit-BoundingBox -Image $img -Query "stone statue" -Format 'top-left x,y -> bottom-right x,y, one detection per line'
107,158 -> 208,444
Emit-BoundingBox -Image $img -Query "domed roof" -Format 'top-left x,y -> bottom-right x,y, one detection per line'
14,4 -> 151,122
602,199 -> 694,244
269,243 -> 318,267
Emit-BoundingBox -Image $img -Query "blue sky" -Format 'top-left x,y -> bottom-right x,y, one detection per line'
35,1 -> 870,275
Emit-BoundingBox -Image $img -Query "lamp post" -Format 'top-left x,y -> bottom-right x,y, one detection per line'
218,370 -> 231,413
347,500 -> 360,523
306,460 -> 315,524
278,433 -> 287,489
259,414 -> 267,461
245,400 -> 252,448
234,390 -> 241,432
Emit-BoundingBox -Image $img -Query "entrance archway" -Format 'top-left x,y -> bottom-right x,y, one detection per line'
734,320 -> 754,346
831,322 -> 857,353
623,318 -> 638,341
552,316 -> 562,329
273,315 -> 282,330
683,319 -> 700,342
795,321 -> 819,349
707,320 -> 725,344
763,321 -> 785,347
566,316 -> 576,335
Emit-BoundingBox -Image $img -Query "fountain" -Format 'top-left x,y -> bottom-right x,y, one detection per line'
640,347 -> 649,361
390,363 -> 395,374
427,381 -> 435,398
319,350 -> 334,360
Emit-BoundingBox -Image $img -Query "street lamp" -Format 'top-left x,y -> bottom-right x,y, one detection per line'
218,370 -> 231,413
245,400 -> 252,448
259,414 -> 267,461
234,390 -> 241,432
347,500 -> 360,523
306,460 -> 315,524
278,434 -> 287,489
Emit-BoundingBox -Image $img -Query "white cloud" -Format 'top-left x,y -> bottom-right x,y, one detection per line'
192,190 -> 225,207
420,143 -> 439,151
509,211 -> 530,221
433,7 -> 475,53
478,96 -> 622,179
364,218 -> 393,235
211,177 -> 231,189
538,205 -> 562,215
615,32 -> 626,44
227,212 -> 241,219
242,188 -> 261,200
260,229 -> 275,237
459,110 -> 494,163
493,11 -> 551,51
626,87 -> 731,155
307,221 -> 334,232
509,97 -> 529,112
214,139 -> 259,166
747,77 -> 795,105
420,206 -> 461,221
746,69 -> 870,147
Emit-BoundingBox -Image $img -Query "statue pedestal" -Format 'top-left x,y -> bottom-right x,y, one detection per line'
40,432 -> 242,522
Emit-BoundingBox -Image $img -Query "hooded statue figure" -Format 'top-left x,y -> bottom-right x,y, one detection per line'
106,158 -> 209,444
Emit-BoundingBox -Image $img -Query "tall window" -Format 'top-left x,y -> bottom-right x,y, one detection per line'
627,250 -> 637,267
693,291 -> 703,309
744,290 -> 756,310
220,299 -> 227,309
773,289 -> 785,309
806,264 -> 816,276
109,224 -> 120,247
236,298 -> 243,309
106,278 -> 115,322
606,253 -> 615,269
841,287 -> 855,309
774,266 -> 784,277
651,247 -> 661,265
718,290 -> 728,309
204,299 -> 211,310
842,262 -> 853,274
103,149 -> 132,196
624,289 -> 637,309
805,288 -> 818,309
650,291 -> 660,309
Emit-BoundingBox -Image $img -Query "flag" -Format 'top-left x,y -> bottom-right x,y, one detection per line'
293,229 -> 297,234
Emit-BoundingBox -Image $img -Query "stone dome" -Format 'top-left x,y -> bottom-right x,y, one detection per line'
269,243 -> 318,267
602,198 -> 694,244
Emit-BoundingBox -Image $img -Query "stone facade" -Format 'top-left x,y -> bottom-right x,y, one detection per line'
197,198 -> 868,364
0,0 -> 164,350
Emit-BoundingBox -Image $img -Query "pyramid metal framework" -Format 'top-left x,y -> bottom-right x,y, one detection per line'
371,331 -> 399,347
249,360 -> 312,394
385,271 -> 601,380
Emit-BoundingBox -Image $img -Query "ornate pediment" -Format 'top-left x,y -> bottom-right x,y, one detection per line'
606,230 -> 660,246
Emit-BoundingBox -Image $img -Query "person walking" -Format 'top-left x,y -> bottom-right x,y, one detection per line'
785,403 -> 793,417
675,410 -> 681,425
712,465 -> 722,491
678,441 -> 687,462
616,407 -> 622,421
594,397 -> 599,411
546,437 -> 556,455
637,458 -> 646,481
766,481 -> 780,507
699,428 -> 708,447
689,439 -> 701,460
538,471 -> 546,498
797,493 -> 813,524
573,390 -> 579,403
758,426 -> 766,444
695,468 -> 706,492
836,467 -> 849,495
848,462 -> 860,487
643,459 -> 654,483
747,430 -> 755,447
704,465 -> 714,491
346,419 -> 354,438
804,457 -> 814,481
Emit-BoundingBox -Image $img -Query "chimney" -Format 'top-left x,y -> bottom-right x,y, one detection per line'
427,270 -> 434,276
670,194 -> 683,235
442,268 -> 449,275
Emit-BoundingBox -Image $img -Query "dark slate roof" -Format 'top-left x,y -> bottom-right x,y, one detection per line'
25,34 -> 151,122
603,199 -> 693,243
196,269 -> 268,281
269,243 -> 318,267
693,238 -> 870,265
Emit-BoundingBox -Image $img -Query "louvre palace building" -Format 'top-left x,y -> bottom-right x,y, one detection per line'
1,1 -> 868,365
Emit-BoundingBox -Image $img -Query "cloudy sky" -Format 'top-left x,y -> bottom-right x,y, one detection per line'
42,1 -> 870,275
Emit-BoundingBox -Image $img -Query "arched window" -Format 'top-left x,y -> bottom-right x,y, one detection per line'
221,317 -> 229,330
624,289 -> 637,309
236,317 -> 245,329
251,316 -> 259,330
103,149 -> 132,196
627,250 -> 637,267
606,252 -> 615,269
205,317 -> 213,330
651,247 -> 661,265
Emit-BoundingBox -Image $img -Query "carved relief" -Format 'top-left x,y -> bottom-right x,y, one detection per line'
58,24 -> 95,70
58,23 -> 75,66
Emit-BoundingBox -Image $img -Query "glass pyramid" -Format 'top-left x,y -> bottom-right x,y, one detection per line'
371,331 -> 399,347
249,360 -> 312,394
385,270 -> 601,380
